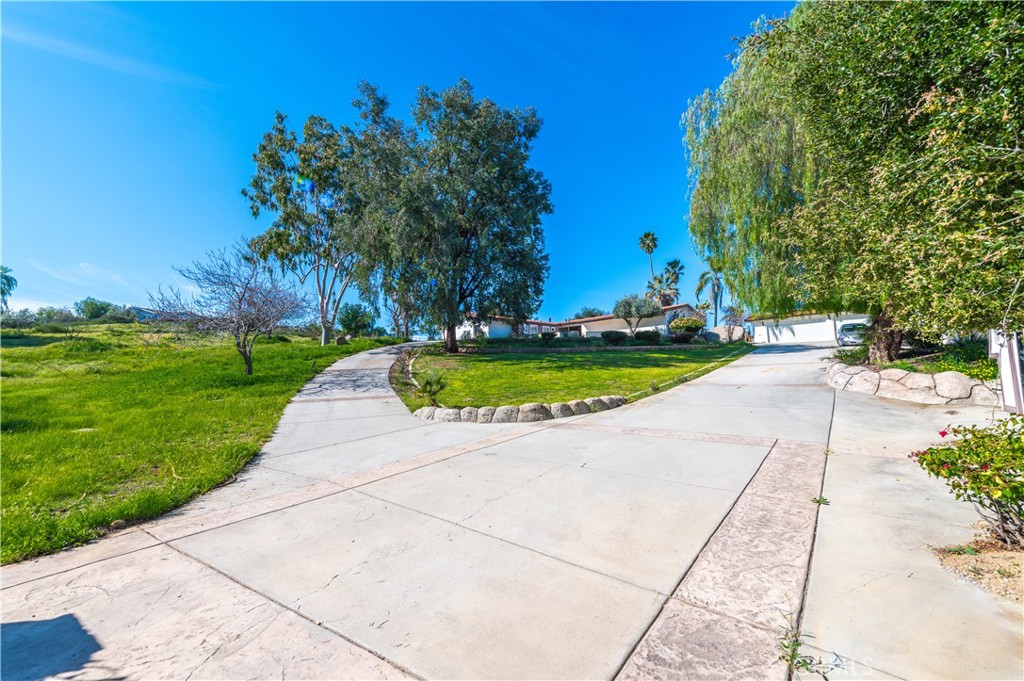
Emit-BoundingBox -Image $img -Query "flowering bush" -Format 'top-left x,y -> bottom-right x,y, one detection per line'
911,415 -> 1024,546
670,316 -> 705,334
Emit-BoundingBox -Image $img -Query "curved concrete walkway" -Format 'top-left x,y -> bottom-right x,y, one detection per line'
2,343 -> 1021,680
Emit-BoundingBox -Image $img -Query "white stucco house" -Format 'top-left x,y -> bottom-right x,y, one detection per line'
747,312 -> 869,345
454,304 -> 699,340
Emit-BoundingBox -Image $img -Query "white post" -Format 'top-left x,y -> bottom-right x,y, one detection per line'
989,329 -> 1024,414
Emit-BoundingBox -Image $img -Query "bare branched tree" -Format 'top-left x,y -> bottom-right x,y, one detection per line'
150,244 -> 307,375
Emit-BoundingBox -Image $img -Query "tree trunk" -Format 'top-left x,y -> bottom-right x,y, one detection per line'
320,321 -> 332,346
868,306 -> 904,364
239,349 -> 253,375
444,324 -> 459,353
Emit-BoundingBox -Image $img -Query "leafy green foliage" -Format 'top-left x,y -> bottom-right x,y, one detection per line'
634,330 -> 661,345
613,294 -> 662,336
0,265 -> 17,313
912,416 -> 1024,546
573,307 -> 607,319
684,2 -> 1024,338
670,316 -> 706,334
833,346 -> 869,365
601,330 -> 628,346
73,297 -> 116,320
337,302 -> 375,338
243,111 -> 372,345
415,369 -> 448,407
0,324 -> 400,563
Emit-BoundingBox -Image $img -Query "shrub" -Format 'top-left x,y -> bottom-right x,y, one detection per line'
670,332 -> 694,344
541,331 -> 557,341
833,346 -> 868,364
416,369 -> 448,406
670,317 -> 705,334
601,330 -> 628,346
911,415 -> 1024,547
634,330 -> 661,345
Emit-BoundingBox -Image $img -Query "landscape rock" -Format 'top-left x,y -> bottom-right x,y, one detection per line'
934,371 -> 974,400
493,405 -> 520,423
899,372 -> 935,390
846,371 -> 880,395
601,395 -> 627,408
414,406 -> 437,420
707,325 -> 744,343
477,406 -> 496,424
828,371 -> 855,390
568,400 -> 591,416
460,407 -> 479,423
875,378 -> 911,401
434,408 -> 461,423
585,397 -> 610,412
825,361 -> 993,406
878,368 -> 910,382
964,385 -> 1000,407
518,403 -> 552,422
549,402 -> 575,419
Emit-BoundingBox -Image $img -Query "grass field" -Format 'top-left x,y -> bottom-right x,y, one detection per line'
0,324 -> 400,564
395,343 -> 753,411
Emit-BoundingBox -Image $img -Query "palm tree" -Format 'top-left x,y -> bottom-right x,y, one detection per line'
695,268 -> 724,327
662,259 -> 683,304
639,231 -> 658,281
646,273 -> 678,307
646,274 -> 666,303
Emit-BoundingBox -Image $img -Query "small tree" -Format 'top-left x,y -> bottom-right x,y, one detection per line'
337,302 -> 375,338
150,244 -> 306,375
613,294 -> 662,336
722,305 -> 745,326
74,297 -> 116,320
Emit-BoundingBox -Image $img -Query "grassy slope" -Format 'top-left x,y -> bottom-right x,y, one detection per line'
400,343 -> 752,410
0,325 -> 400,563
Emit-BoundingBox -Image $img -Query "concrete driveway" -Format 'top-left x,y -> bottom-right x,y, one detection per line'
2,344 -> 1021,680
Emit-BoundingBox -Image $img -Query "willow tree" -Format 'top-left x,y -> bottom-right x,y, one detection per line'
684,2 -> 1024,361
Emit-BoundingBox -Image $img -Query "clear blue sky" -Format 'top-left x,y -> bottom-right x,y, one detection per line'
3,1 -> 792,322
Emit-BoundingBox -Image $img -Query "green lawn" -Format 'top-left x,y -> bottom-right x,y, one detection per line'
397,343 -> 753,410
0,324 -> 400,563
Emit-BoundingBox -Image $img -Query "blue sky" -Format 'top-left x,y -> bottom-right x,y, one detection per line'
2,1 -> 792,322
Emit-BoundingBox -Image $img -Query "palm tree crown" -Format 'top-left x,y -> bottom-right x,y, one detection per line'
695,268 -> 724,327
639,231 -> 658,281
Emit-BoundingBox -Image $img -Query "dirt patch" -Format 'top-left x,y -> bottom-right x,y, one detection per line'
936,540 -> 1023,605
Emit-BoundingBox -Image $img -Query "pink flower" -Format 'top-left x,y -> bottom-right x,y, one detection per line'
939,430 -> 948,438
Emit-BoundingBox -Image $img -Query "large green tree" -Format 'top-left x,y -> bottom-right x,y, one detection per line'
685,2 -> 1024,361
243,113 -> 373,345
398,79 -> 553,353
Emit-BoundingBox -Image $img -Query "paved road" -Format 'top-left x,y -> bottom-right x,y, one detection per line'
2,344 -> 1021,680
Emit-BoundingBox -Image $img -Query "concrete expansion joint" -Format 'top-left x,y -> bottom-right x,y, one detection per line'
260,421 -> 431,459
148,532 -> 425,681
351,488 -> 666,596
671,594 -> 786,636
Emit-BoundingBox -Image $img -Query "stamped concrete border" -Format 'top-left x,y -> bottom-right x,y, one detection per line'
825,361 -> 1000,406
617,439 -> 828,680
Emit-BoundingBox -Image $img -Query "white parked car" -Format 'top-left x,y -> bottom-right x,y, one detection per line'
837,323 -> 867,346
